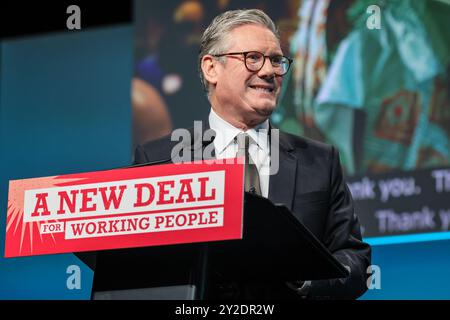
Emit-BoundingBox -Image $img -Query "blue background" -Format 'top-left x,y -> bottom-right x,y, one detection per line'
0,24 -> 449,299
0,25 -> 132,299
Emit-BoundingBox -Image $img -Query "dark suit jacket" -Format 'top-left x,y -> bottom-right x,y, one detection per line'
134,123 -> 371,300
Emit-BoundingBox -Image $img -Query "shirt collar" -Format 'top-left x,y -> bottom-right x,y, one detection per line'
208,108 -> 269,155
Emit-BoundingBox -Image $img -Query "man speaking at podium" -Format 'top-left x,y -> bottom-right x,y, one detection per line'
134,9 -> 371,300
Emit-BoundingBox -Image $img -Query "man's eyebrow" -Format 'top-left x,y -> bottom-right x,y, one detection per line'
248,50 -> 284,56
265,49 -> 283,55
268,52 -> 284,57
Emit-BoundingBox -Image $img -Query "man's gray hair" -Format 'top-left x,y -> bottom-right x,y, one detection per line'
198,9 -> 280,93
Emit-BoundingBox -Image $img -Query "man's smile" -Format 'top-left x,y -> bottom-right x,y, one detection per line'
249,83 -> 275,93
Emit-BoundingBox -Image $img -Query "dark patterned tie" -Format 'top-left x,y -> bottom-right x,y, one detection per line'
235,133 -> 262,195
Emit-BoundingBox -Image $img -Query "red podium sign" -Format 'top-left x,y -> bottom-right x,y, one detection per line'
5,160 -> 244,257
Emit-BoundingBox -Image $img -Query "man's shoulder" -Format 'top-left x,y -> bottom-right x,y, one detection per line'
140,132 -> 177,150
135,127 -> 197,164
135,132 -> 178,164
279,130 -> 333,156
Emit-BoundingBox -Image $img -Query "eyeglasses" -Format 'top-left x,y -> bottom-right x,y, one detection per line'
213,51 -> 293,76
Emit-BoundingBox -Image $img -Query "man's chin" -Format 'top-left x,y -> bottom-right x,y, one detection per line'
254,104 -> 275,117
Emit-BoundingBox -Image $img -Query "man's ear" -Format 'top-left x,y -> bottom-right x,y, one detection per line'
201,55 -> 219,87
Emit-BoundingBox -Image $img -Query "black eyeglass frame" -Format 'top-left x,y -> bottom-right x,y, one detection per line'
212,51 -> 294,76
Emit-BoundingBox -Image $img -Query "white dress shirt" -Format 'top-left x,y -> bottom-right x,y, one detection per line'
208,108 -> 271,198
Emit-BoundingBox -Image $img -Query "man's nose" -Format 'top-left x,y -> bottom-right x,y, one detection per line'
257,57 -> 276,79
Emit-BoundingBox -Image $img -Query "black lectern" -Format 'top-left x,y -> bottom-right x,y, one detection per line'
86,192 -> 348,300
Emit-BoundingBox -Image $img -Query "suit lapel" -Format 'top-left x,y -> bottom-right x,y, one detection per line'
268,131 -> 298,211
189,119 -> 216,161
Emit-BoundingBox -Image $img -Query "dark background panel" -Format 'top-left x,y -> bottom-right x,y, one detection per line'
1,1 -> 132,39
